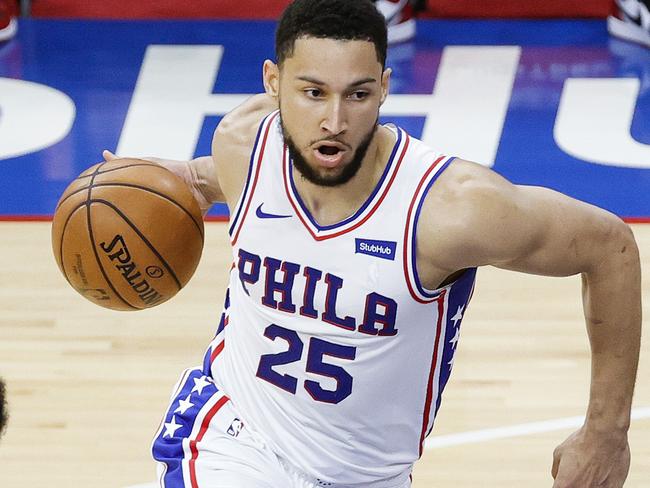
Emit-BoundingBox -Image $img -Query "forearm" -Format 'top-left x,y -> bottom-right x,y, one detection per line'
581,225 -> 641,436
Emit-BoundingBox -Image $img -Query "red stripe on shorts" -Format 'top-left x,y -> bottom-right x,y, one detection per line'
210,340 -> 225,363
189,394 -> 230,488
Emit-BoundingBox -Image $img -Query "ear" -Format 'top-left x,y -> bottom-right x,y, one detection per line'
263,60 -> 280,98
380,67 -> 392,106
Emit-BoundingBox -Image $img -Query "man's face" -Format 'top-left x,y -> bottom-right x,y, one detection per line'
265,37 -> 389,187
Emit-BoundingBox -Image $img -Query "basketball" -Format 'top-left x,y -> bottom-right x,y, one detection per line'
51,158 -> 205,311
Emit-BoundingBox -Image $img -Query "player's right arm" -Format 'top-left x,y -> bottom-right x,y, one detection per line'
103,93 -> 277,215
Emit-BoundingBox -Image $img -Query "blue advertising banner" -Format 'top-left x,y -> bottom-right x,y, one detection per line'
0,19 -> 648,220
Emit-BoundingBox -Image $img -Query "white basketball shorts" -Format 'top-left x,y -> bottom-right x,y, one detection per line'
152,367 -> 412,488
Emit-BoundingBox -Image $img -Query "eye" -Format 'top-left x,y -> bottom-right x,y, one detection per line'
304,88 -> 322,99
348,91 -> 370,101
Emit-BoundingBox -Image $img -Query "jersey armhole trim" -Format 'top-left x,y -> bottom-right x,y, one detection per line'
403,155 -> 457,303
228,110 -> 279,244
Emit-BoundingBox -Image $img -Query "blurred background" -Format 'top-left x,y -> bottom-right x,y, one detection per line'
0,1 -> 648,487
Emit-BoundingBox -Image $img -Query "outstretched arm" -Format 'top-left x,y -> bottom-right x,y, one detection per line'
422,159 -> 641,487
102,93 -> 278,215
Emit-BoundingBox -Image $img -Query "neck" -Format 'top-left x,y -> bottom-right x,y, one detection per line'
291,125 -> 396,226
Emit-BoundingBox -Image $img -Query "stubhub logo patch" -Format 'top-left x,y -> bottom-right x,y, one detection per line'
355,238 -> 397,261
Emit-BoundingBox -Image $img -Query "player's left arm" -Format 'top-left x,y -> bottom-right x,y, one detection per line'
423,159 -> 641,488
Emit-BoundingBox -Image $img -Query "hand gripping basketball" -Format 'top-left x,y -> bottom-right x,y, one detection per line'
51,158 -> 205,311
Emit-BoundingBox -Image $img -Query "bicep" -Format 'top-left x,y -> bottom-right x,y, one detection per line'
490,185 -> 623,277
425,160 -> 627,278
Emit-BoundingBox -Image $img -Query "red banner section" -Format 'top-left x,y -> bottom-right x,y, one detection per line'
425,0 -> 613,18
31,0 -> 291,19
32,0 -> 612,19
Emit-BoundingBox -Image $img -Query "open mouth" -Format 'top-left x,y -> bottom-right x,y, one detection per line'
313,143 -> 346,168
316,141 -> 346,155
318,145 -> 341,156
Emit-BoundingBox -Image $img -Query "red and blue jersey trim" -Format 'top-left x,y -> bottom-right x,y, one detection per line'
403,155 -> 457,303
283,127 -> 409,241
418,290 -> 448,456
417,268 -> 477,455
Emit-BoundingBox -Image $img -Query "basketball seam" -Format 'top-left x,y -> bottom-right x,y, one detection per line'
61,163 -> 168,206
59,182 -> 204,242
58,204 -> 84,288
87,163 -> 141,311
91,198 -> 183,291
97,182 -> 204,240
74,162 -> 163,181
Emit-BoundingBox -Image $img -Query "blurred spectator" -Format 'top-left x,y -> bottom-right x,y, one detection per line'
0,0 -> 17,42
608,0 -> 650,47
372,0 -> 426,43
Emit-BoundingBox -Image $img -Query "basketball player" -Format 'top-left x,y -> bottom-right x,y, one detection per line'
105,0 -> 641,486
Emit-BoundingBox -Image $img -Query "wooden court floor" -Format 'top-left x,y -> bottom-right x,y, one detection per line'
0,222 -> 647,487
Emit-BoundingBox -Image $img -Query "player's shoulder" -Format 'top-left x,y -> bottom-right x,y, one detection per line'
210,94 -> 278,208
424,158 -> 513,213
416,158 -> 520,262
213,94 -> 278,149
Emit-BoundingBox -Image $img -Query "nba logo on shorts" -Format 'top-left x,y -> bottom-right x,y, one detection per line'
227,418 -> 244,437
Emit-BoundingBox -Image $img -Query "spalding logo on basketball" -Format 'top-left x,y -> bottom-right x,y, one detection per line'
51,158 -> 204,311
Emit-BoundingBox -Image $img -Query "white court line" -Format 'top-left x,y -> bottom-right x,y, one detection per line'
123,407 -> 650,488
425,406 -> 650,449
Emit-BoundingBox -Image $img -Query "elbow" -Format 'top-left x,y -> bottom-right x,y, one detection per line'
612,220 -> 639,263
590,218 -> 640,276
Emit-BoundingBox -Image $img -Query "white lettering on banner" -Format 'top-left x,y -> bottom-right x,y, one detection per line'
117,45 -> 231,160
383,46 -> 521,167
116,45 -> 521,166
113,45 -> 650,170
0,78 -> 75,160
555,78 -> 650,169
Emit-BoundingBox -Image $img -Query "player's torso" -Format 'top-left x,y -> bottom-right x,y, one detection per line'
209,112 -> 476,485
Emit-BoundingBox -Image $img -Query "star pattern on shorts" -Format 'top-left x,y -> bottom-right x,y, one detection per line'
174,394 -> 194,415
191,375 -> 211,395
163,415 -> 183,438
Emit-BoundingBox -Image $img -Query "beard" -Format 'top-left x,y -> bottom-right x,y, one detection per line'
281,118 -> 378,188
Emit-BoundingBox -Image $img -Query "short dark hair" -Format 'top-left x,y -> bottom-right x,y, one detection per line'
0,378 -> 7,439
275,0 -> 388,68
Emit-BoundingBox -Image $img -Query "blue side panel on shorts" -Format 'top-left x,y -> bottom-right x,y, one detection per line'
1,19 -> 649,219
152,368 -> 221,487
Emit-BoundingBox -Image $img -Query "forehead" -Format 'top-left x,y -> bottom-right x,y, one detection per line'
281,37 -> 383,83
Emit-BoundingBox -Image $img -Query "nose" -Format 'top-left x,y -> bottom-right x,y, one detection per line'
320,98 -> 347,136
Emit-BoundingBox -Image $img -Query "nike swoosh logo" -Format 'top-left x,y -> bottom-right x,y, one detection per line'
255,203 -> 292,220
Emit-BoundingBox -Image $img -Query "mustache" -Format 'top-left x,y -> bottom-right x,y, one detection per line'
309,137 -> 351,149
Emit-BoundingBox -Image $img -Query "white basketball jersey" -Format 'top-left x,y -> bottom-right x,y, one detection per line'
205,111 -> 476,485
